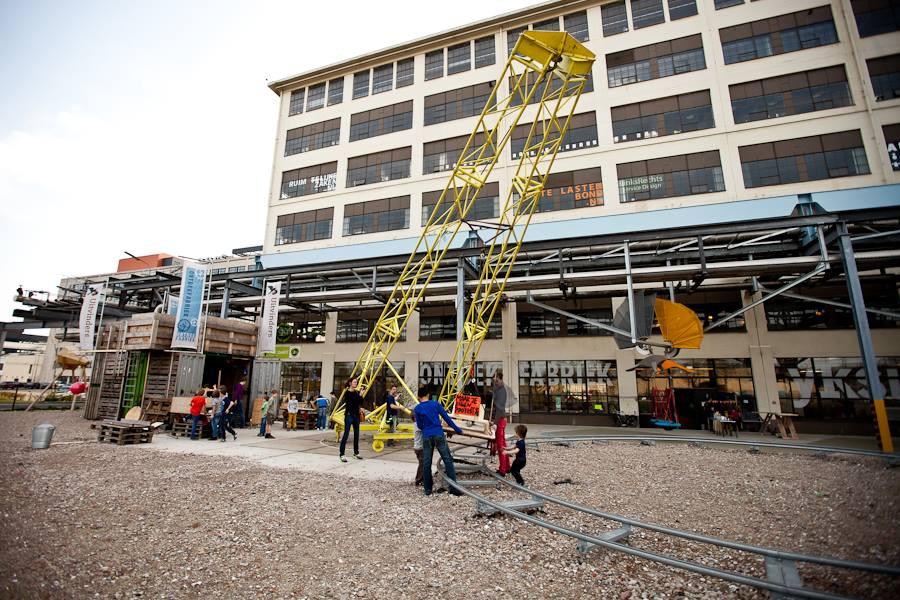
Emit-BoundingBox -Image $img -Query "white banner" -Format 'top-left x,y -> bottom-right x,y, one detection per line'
258,281 -> 281,355
172,262 -> 209,350
167,294 -> 179,316
78,283 -> 105,350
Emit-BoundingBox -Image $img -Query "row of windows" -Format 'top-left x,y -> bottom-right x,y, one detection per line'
352,58 -> 414,101
425,35 -> 496,82
275,208 -> 334,246
505,10 -> 590,57
612,90 -> 712,143
850,0 -> 900,39
730,66 -> 852,124
601,1 -> 697,38
285,118 -> 340,156
348,101 -> 413,142
289,78 -> 343,117
720,6 -> 838,65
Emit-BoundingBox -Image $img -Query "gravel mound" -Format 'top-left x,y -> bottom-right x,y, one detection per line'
0,412 -> 897,599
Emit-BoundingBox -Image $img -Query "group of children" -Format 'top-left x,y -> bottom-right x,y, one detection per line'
187,384 -> 240,442
284,392 -> 331,431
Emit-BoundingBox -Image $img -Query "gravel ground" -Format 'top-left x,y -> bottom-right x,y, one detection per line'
1,412 -> 898,599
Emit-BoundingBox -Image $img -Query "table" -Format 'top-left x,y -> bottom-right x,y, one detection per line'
713,417 -> 738,437
759,412 -> 799,440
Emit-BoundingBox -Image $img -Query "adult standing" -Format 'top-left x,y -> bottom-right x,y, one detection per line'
189,389 -> 206,440
339,378 -> 364,462
491,369 -> 511,476
209,390 -> 222,441
315,392 -> 329,430
265,389 -> 280,439
413,386 -> 463,496
233,378 -> 246,427
218,385 -> 236,441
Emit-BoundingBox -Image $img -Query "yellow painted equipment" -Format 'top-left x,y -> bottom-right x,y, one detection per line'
330,31 -> 596,447
654,298 -> 704,349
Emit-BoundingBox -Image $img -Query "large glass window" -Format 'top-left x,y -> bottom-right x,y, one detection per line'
353,70 -> 369,99
419,361 -> 502,404
372,63 -> 393,95
447,42 -> 471,75
333,361 -> 405,408
346,147 -> 412,187
867,54 -> 900,102
518,360 -> 619,415
306,82 -> 326,111
349,101 -> 413,142
602,1 -> 629,36
765,282 -> 899,330
327,77 -> 343,105
423,132 -> 495,174
607,35 -> 706,88
720,6 -> 838,65
776,357 -> 900,419
668,0 -> 698,20
631,0 -> 665,29
740,130 -> 870,188
422,182 -> 500,223
289,89 -> 305,116
284,118 -> 340,156
612,90 -> 714,143
507,26 -> 527,55
516,300 -> 613,337
564,11 -> 590,41
419,308 -> 501,341
396,58 -> 414,88
714,0 -> 743,8
510,69 -> 594,107
343,196 -> 410,236
275,208 -> 333,246
527,168 -> 604,213
730,66 -> 852,124
280,363 -> 323,403
277,321 -> 326,344
280,162 -> 338,199
424,82 -> 494,125
851,0 -> 900,38
474,36 -> 496,69
512,112 -> 598,159
425,49 -> 444,80
533,17 -> 560,32
618,151 -> 724,202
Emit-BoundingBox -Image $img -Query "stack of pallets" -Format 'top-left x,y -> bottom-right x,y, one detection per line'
96,419 -> 155,445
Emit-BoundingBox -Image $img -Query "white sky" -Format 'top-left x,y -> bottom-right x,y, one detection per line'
0,0 -> 530,328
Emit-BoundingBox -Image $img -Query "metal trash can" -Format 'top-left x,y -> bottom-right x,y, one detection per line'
32,423 -> 56,450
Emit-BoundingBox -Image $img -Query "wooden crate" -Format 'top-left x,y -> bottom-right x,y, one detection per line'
123,313 -> 257,355
97,419 -> 154,445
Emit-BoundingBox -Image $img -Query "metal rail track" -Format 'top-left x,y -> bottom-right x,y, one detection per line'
439,441 -> 900,599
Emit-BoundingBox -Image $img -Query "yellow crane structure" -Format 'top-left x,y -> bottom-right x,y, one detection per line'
331,31 -> 596,449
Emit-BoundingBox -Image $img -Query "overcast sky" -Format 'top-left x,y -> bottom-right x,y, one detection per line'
0,0 -> 529,327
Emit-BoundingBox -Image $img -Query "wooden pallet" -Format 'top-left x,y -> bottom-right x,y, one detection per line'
97,419 -> 154,445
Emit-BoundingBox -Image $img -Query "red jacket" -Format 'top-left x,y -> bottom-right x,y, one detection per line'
190,395 -> 206,417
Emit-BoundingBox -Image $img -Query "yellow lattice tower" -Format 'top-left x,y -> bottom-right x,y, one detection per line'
331,31 -> 595,425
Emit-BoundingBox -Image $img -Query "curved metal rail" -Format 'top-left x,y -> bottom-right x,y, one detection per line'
438,442 -> 900,600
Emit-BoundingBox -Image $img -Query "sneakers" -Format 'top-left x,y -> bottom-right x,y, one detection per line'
265,434 -> 275,439
232,433 -> 237,441
354,454 -> 363,460
339,455 -> 348,463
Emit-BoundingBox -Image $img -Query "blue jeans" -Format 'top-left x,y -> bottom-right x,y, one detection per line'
190,414 -> 202,439
317,408 -> 328,429
422,434 -> 457,495
259,416 -> 267,436
339,413 -> 360,457
211,414 -> 220,438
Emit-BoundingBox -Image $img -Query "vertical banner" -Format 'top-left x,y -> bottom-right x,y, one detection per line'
167,294 -> 179,316
78,283 -> 105,350
172,262 -> 209,350
258,281 -> 281,355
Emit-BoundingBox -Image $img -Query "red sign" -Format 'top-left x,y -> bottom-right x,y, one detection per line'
453,394 -> 482,418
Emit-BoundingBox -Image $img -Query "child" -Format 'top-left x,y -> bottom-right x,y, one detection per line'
502,424 -> 528,485
287,394 -> 300,430
410,410 -> 423,486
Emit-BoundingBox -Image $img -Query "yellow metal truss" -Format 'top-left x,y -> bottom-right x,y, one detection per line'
331,31 -> 595,425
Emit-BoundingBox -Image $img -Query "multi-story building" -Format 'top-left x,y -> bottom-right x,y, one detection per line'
259,0 -> 900,432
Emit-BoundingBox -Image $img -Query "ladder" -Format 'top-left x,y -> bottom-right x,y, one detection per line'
332,31 -> 596,421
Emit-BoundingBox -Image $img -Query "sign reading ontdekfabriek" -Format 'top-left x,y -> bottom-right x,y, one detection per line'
258,281 -> 281,355
78,283 -> 105,350
171,262 -> 208,350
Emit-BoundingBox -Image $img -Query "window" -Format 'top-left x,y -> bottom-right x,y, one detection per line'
285,118 -> 341,156
332,362 -> 405,404
226,266 -> 244,273
518,360 -> 619,415
636,358 -> 756,416
612,91 -> 714,143
396,58 -> 414,87
474,36 -> 495,68
353,70 -> 369,99
372,63 -> 393,94
422,182 -> 500,223
425,49 -> 444,80
346,147 -> 411,187
335,321 -> 407,345
766,283 -> 899,331
349,101 -> 413,142
343,196 -> 410,236
740,130 -> 870,188
510,69 -> 594,106
602,1 -> 629,36
423,132 -> 494,174
280,364 -> 324,403
631,0 -> 665,29
327,77 -> 343,105
275,208 -> 334,246
867,54 -> 900,101
280,162 -> 338,199
419,311 -> 501,341
517,300 -> 613,337
288,89 -> 305,116
618,151 -> 724,202
525,168 -> 604,213
278,320 -> 326,343
607,35 -> 706,88
447,42 -> 471,75
511,112 -> 598,159
419,362 -> 502,400
668,0 -> 698,20
852,0 -> 900,38
714,0 -> 744,8
424,82 -> 494,125
507,26 -> 527,55
730,66 -> 852,124
720,6 -> 838,65
564,11 -> 590,41
533,17 -> 560,32
306,83 -> 326,111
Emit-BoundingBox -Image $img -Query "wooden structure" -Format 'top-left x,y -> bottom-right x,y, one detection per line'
96,419 -> 155,445
760,412 -> 799,440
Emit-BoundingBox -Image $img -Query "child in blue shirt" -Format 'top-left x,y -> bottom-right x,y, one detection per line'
503,424 -> 528,485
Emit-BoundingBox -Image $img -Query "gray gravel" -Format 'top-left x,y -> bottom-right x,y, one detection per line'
1,412 -> 898,599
